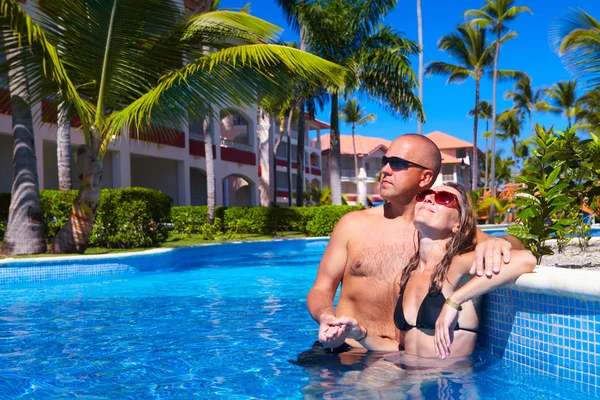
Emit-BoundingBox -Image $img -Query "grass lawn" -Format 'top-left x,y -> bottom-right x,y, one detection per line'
0,231 -> 308,260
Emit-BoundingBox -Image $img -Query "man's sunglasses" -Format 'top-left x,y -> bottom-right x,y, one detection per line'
381,156 -> 429,171
416,189 -> 459,208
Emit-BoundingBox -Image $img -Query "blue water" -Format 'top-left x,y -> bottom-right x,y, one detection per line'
0,239 -> 592,399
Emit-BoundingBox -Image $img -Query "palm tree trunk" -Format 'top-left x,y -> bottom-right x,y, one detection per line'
330,92 -> 342,205
489,31 -> 501,223
272,115 -> 285,206
296,102 -> 305,207
512,137 -> 518,177
286,107 -> 293,207
352,123 -> 358,178
417,0 -> 424,135
1,84 -> 46,255
57,103 -> 72,191
472,79 -> 480,192
51,139 -> 103,254
528,111 -> 534,133
204,119 -> 215,224
485,118 -> 489,189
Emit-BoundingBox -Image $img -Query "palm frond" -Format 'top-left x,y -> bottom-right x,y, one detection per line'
425,62 -> 474,83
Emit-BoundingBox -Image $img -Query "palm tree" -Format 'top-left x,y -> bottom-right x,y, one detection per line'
426,23 -> 519,191
56,104 -> 72,191
553,9 -> 600,89
0,0 -> 346,253
504,75 -> 546,132
279,0 -> 423,205
545,80 -> 579,128
417,0 -> 424,134
469,99 -> 492,188
1,52 -> 46,255
465,0 -> 531,199
575,88 -> 600,133
497,109 -> 524,176
340,98 -> 376,177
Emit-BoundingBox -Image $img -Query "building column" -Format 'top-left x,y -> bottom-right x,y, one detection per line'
113,129 -> 131,188
176,159 -> 190,206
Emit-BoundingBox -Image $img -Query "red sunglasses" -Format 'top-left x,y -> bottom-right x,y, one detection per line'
416,189 -> 459,208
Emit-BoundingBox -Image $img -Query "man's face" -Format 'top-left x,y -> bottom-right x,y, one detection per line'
379,139 -> 431,201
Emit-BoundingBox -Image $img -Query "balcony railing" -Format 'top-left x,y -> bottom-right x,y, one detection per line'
309,140 -> 321,149
221,138 -> 253,152
189,132 -> 205,141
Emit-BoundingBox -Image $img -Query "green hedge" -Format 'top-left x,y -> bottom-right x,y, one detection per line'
170,204 -> 363,237
0,188 -> 172,248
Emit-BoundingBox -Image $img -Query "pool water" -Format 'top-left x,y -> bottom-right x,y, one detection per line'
0,239 -> 592,398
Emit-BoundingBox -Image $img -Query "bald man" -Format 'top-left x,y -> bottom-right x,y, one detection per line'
306,134 -> 523,351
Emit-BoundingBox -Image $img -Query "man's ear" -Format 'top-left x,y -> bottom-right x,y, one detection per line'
419,170 -> 435,188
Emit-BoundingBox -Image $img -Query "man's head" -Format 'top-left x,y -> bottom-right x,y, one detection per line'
379,134 -> 442,203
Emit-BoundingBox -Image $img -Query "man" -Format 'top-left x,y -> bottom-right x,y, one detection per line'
307,134 -> 523,350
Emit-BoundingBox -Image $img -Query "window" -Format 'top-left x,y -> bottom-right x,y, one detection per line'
232,115 -> 247,126
456,148 -> 467,159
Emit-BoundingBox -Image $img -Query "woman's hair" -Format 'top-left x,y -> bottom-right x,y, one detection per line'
399,182 -> 477,294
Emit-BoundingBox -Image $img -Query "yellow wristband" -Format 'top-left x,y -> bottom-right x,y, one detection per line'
445,297 -> 462,311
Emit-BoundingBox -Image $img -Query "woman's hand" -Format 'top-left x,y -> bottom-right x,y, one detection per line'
434,304 -> 459,359
337,316 -> 365,341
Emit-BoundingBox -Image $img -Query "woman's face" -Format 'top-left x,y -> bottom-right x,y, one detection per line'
413,185 -> 462,237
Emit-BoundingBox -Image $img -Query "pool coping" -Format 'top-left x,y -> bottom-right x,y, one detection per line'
1,236 -> 599,302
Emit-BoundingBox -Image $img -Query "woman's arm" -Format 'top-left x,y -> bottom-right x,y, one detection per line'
338,316 -> 401,352
434,250 -> 537,359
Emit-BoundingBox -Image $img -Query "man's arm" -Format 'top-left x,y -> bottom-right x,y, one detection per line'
472,228 -> 526,277
306,212 -> 356,348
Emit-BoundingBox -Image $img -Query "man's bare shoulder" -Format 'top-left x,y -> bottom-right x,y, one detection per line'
336,206 -> 384,227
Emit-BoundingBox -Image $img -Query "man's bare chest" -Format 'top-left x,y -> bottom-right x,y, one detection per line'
346,229 -> 417,282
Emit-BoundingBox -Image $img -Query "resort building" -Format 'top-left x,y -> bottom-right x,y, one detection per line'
0,104 -> 327,208
321,131 -> 481,205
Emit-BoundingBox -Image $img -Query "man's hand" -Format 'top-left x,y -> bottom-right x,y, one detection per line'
318,314 -> 348,349
470,237 -> 512,277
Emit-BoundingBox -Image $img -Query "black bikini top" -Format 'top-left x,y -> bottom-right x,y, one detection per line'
393,290 -> 477,333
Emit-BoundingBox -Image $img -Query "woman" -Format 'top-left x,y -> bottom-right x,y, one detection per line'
338,183 -> 536,359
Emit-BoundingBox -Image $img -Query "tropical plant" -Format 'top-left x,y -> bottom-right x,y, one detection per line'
469,99 -> 492,187
0,0 -> 346,253
465,0 -> 531,201
57,104 -> 72,191
417,0 -> 424,134
552,9 -> 600,89
480,197 -> 515,224
508,125 -> 600,261
340,98 -> 376,177
504,74 -> 547,132
544,80 -> 579,127
486,150 -> 513,186
426,23 -> 520,191
575,88 -> 600,133
279,0 -> 423,205
497,109 -> 524,176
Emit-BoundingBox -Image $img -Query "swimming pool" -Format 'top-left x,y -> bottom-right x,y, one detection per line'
0,239 -> 596,398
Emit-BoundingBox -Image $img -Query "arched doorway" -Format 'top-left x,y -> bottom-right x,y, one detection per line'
222,174 -> 255,206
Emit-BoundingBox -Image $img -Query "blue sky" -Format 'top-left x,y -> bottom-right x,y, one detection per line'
222,0 -> 599,153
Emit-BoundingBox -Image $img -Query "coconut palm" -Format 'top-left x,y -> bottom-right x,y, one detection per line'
497,109 -> 524,176
544,80 -> 579,128
504,75 -> 546,132
56,104 -> 72,191
277,0 -> 423,205
417,0 -> 424,134
426,23 -> 520,191
340,98 -> 376,177
469,99 -> 492,188
553,9 -> 600,89
1,55 -> 46,255
575,88 -> 600,133
0,0 -> 346,253
465,0 -> 531,199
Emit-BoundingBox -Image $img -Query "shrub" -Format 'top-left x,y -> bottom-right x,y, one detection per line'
224,207 -> 272,234
305,205 -> 362,237
89,188 -> 172,248
39,190 -> 79,240
170,206 -> 226,236
200,217 -> 222,240
0,192 -> 10,240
